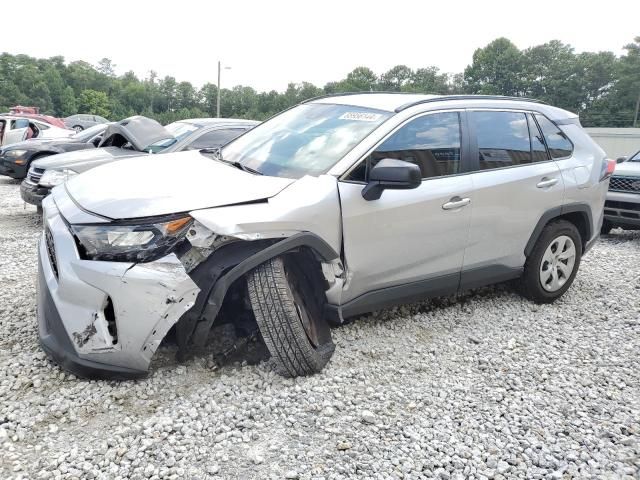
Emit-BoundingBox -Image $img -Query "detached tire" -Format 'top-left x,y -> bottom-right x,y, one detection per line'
247,255 -> 334,377
520,220 -> 582,304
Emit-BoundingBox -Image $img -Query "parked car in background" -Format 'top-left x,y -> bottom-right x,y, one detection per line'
2,106 -> 67,129
21,116 -> 257,208
602,149 -> 640,233
34,93 -> 612,379
0,115 -> 74,148
0,124 -> 107,180
64,114 -> 110,132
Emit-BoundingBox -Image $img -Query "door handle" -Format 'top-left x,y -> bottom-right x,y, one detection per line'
442,197 -> 471,210
536,177 -> 559,188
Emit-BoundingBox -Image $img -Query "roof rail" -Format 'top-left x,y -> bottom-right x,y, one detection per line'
300,91 -> 417,104
395,95 -> 546,112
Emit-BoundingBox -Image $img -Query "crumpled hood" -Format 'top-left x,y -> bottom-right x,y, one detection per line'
98,116 -> 172,151
65,150 -> 295,219
32,147 -> 140,172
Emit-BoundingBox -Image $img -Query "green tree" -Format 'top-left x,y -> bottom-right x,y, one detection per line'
379,65 -> 413,91
464,38 -> 524,95
96,58 -> 116,77
60,86 -> 77,117
405,67 -> 450,94
78,89 -> 111,117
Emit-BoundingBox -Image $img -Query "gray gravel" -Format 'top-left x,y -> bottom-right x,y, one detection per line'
1,176 -> 639,479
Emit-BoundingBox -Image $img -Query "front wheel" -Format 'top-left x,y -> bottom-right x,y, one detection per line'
247,256 -> 334,377
601,220 -> 613,235
72,125 -> 83,132
520,220 -> 582,304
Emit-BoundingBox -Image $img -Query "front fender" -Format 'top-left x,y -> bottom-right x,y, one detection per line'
189,174 -> 342,254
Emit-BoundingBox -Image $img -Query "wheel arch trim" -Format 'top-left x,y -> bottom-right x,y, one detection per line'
180,232 -> 339,350
524,203 -> 593,257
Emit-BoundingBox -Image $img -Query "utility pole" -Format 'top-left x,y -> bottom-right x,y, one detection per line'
216,61 -> 231,118
634,91 -> 640,128
216,61 -> 221,118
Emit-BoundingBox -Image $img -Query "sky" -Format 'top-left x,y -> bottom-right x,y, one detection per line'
2,0 -> 638,92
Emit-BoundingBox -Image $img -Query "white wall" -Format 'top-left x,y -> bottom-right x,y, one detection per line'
585,128 -> 640,159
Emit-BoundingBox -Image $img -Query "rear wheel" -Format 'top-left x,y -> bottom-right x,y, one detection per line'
72,125 -> 83,132
247,255 -> 334,377
520,220 -> 582,304
600,220 -> 613,235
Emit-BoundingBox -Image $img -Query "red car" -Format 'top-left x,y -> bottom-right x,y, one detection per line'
7,106 -> 67,129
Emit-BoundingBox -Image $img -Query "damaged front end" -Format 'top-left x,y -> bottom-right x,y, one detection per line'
173,220 -> 343,360
38,174 -> 343,379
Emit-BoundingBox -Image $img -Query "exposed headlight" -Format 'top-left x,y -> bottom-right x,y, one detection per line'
71,216 -> 193,263
3,149 -> 28,158
39,169 -> 77,187
3,149 -> 28,164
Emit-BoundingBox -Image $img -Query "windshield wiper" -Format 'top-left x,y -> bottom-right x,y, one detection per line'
199,147 -> 263,175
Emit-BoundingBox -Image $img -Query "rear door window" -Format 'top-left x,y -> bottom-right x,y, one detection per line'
472,111 -> 532,170
534,114 -> 573,159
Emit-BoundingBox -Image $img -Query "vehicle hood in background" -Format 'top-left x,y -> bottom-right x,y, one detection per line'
32,147 -> 142,172
614,161 -> 640,177
6,137 -> 81,150
65,150 -> 295,219
98,116 -> 173,152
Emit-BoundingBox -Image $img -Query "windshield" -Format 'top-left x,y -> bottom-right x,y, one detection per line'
630,151 -> 640,162
71,124 -> 106,141
222,103 -> 391,178
146,121 -> 199,153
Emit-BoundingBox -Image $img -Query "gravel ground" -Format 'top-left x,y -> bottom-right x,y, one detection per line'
0,176 -> 639,480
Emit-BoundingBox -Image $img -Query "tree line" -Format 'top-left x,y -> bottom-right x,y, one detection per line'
0,36 -> 638,127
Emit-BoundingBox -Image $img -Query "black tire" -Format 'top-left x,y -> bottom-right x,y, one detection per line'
247,256 -> 334,377
36,206 -> 43,215
520,220 -> 582,304
600,220 -> 613,235
73,125 -> 83,132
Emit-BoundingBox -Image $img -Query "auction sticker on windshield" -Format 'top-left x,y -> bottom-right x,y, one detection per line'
339,112 -> 383,122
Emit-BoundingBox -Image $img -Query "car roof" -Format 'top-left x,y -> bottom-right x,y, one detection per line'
306,92 -> 577,122
178,118 -> 259,128
309,93 -> 440,112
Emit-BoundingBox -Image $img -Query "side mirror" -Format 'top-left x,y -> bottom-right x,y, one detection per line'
361,158 -> 422,201
616,156 -> 628,164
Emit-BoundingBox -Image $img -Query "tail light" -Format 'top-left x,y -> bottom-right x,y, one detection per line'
600,158 -> 616,181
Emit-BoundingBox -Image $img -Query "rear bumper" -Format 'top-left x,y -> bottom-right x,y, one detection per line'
604,191 -> 640,229
0,158 -> 29,179
20,180 -> 50,206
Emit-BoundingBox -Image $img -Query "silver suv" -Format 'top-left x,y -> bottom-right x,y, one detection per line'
37,94 -> 613,379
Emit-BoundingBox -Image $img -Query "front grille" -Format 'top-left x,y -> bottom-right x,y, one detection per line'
45,227 -> 58,279
605,200 -> 640,212
29,167 -> 45,184
610,176 -> 640,194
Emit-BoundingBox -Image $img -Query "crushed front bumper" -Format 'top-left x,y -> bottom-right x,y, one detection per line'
37,195 -> 201,379
20,180 -> 50,206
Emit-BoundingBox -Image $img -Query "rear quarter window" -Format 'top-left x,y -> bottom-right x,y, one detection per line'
535,114 -> 573,159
